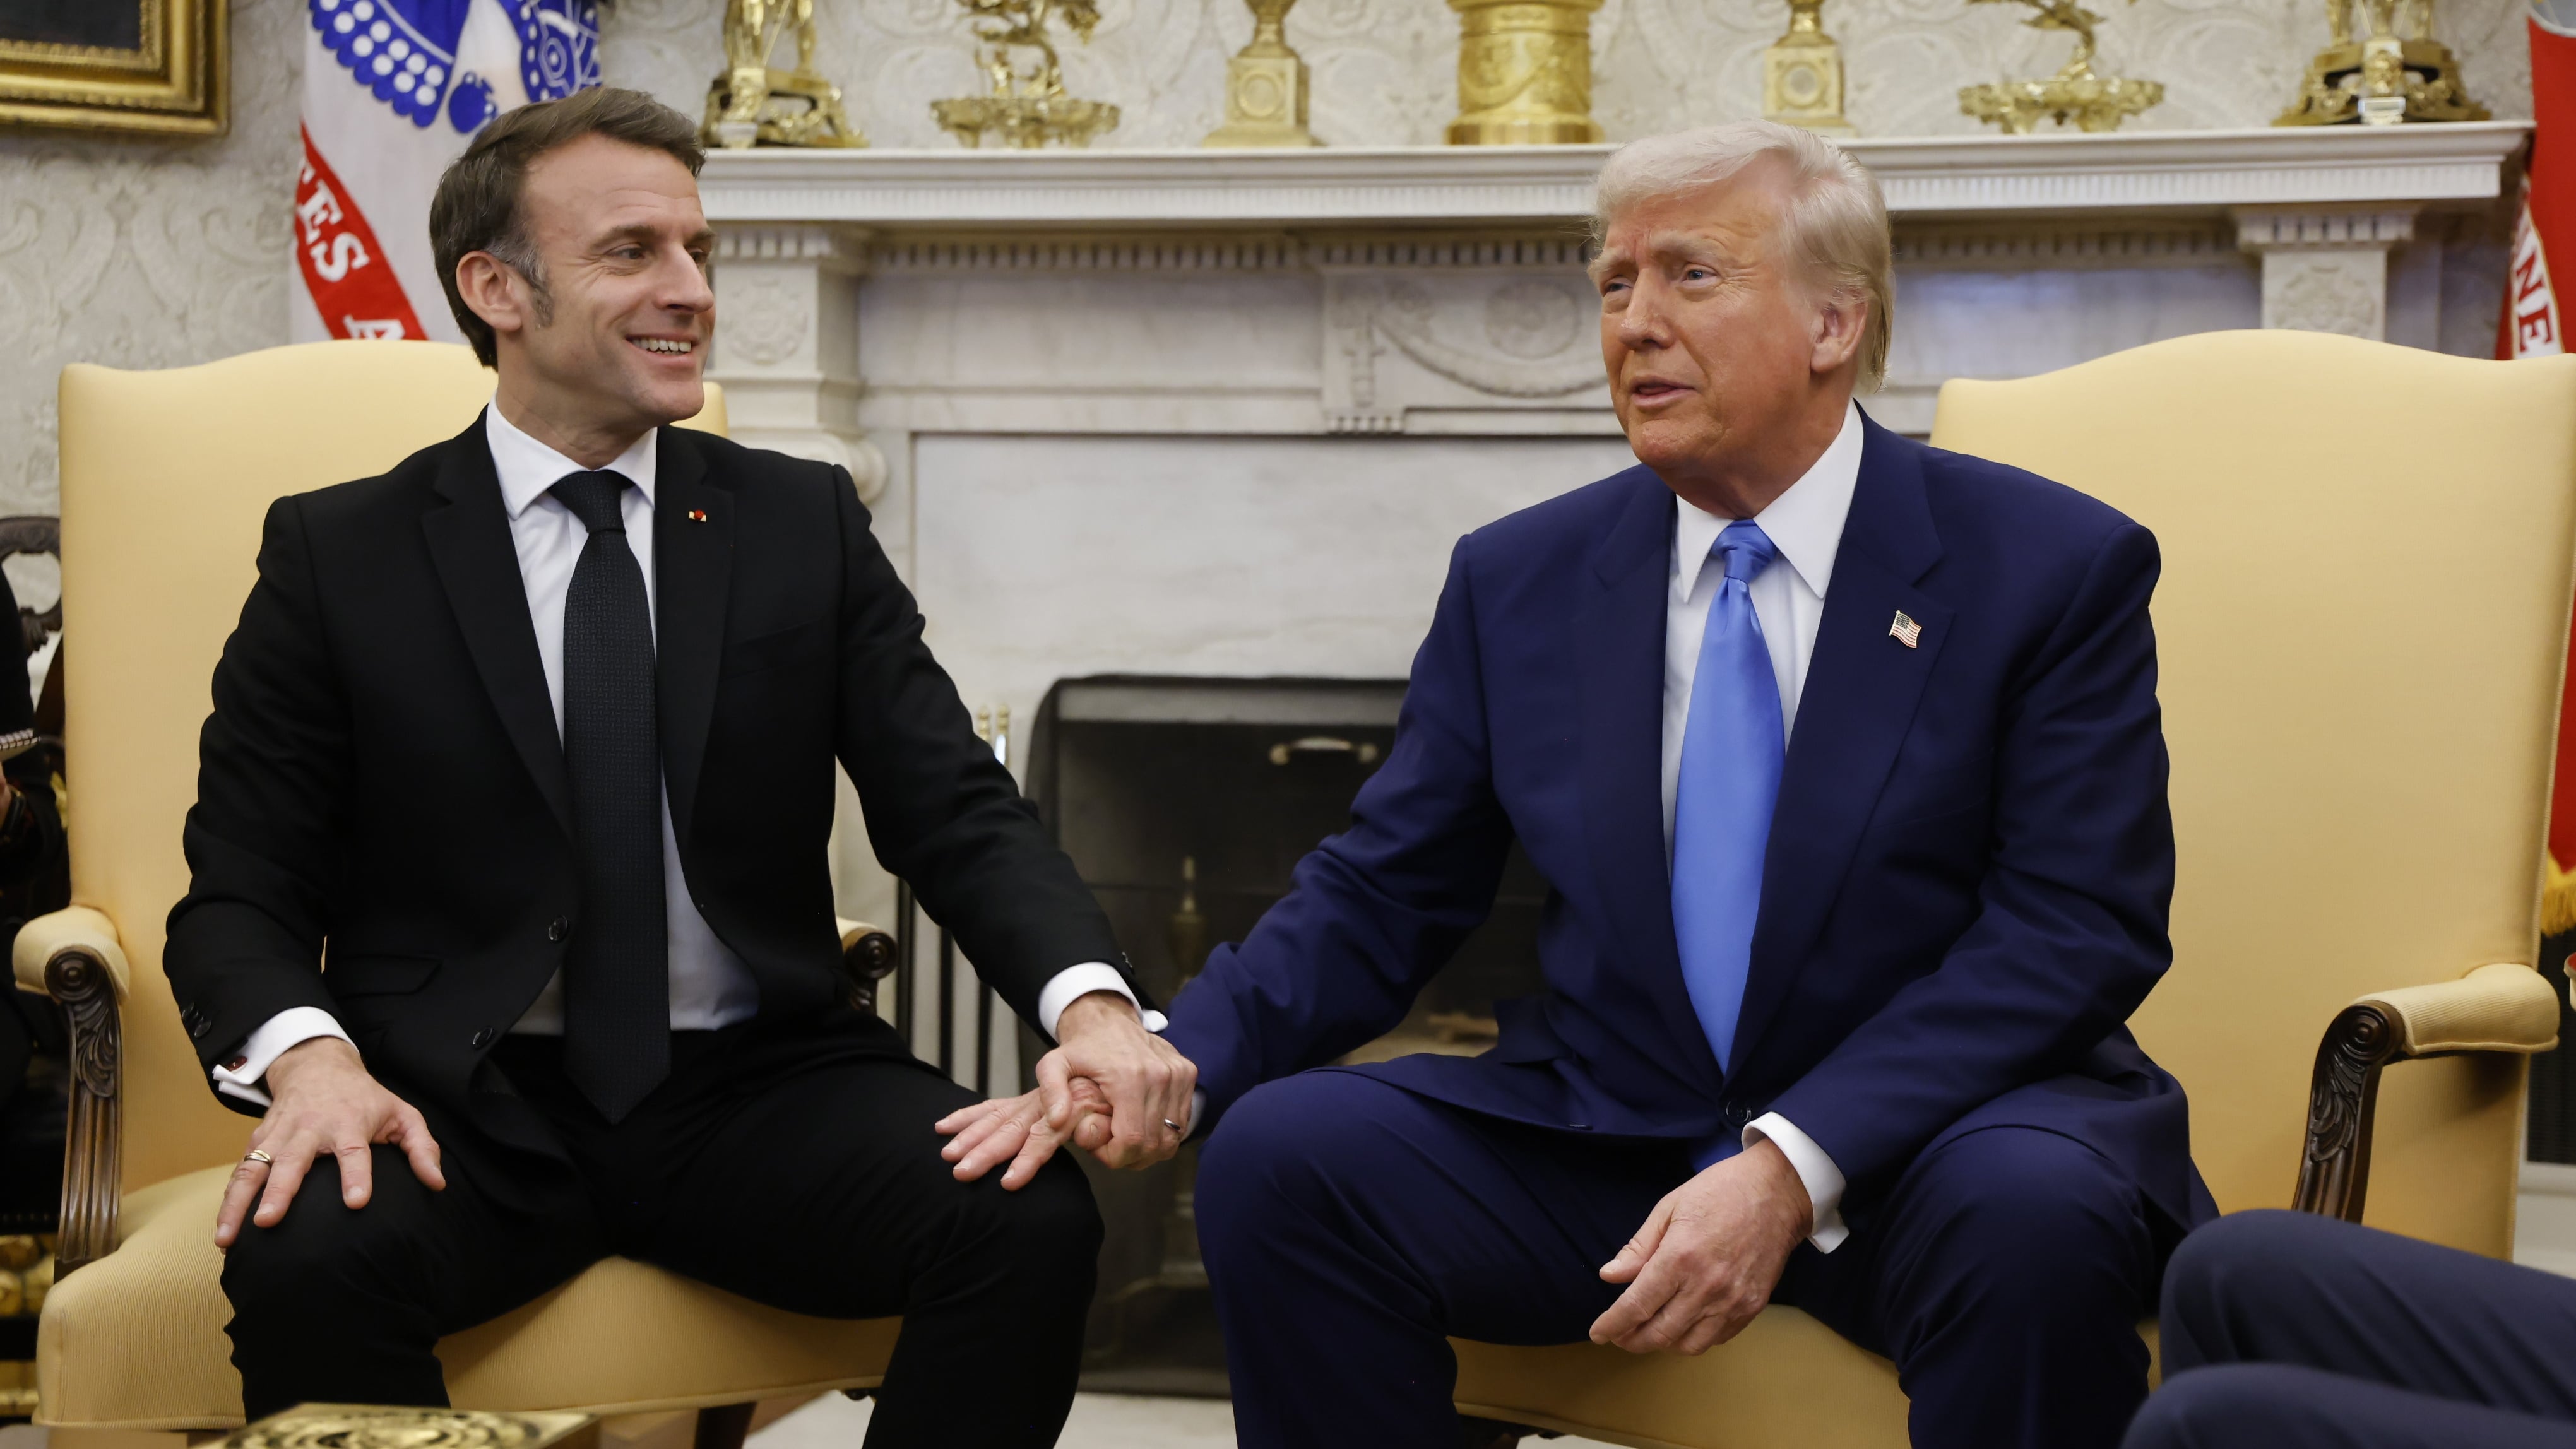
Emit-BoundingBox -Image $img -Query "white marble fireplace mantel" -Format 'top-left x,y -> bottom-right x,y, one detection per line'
699,123 -> 2531,227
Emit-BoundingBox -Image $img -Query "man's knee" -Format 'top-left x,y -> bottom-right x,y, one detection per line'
2159,1209 -> 2353,1360
223,1147 -> 436,1306
2124,1365 -> 2336,1449
936,1149 -> 1102,1284
1888,1128 -> 2153,1319
1196,1073 -> 1394,1256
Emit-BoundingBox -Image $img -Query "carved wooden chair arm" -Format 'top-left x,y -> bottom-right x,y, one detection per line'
836,918 -> 899,1017
2294,961 -> 2560,1223
10,906 -> 129,1276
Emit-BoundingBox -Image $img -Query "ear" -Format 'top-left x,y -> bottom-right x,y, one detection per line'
454,252 -> 530,345
1809,290 -> 1867,377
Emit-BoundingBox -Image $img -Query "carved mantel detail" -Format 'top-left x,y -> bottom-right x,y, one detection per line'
709,223 -> 887,500
2234,206 -> 2420,341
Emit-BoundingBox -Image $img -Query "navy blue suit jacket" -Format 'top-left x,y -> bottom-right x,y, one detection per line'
1161,416 -> 2217,1233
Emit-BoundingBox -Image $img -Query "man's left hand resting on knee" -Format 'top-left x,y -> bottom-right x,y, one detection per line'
214,1036 -> 444,1251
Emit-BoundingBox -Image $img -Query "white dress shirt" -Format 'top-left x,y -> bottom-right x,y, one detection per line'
215,403 -> 1151,1106
1663,399 -> 1865,1253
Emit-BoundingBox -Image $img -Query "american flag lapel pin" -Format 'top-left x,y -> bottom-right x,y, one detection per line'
687,508 -> 708,523
1889,611 -> 1922,648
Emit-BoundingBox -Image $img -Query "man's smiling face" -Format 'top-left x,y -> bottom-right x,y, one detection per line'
509,132 -> 715,442
1590,162 -> 1827,495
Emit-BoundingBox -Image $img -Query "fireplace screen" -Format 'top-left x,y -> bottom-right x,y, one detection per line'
1021,675 -> 1548,1393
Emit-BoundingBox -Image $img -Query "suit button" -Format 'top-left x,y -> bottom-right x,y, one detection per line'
472,1027 -> 496,1049
546,917 -> 569,943
1724,1103 -> 1753,1128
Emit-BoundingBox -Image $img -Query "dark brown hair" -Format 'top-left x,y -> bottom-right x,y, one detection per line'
430,86 -> 706,367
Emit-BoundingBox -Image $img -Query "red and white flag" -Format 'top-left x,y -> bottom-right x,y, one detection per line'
291,1 -> 602,344
2504,0 -> 2574,364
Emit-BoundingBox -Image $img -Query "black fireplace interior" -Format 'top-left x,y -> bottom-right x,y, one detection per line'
1024,675 -> 1548,1394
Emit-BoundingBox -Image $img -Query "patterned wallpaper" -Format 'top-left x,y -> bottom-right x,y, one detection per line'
0,0 -> 2540,515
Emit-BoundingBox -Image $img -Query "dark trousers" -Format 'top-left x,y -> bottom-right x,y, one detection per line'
1195,1068 -> 2166,1449
2127,1209 -> 2576,1449
220,1012 -> 1101,1449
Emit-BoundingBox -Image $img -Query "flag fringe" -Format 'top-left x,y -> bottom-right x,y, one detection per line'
2546,855 -> 2576,938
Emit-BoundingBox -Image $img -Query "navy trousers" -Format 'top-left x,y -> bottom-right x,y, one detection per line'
2126,1210 -> 2576,1448
1196,1069 -> 2166,1449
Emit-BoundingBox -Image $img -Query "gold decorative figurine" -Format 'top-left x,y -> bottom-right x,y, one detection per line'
1204,0 -> 1322,147
2276,0 -> 2488,126
1958,0 -> 2163,133
704,0 -> 867,149
1764,0 -> 1855,136
1444,0 -> 1606,145
931,0 -> 1122,148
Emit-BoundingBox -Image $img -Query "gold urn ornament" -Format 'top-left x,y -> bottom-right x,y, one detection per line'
1764,0 -> 1855,136
2276,0 -> 2488,126
1204,0 -> 1322,147
704,0 -> 867,149
932,0 -> 1122,148
1445,0 -> 1606,146
1958,0 -> 2163,133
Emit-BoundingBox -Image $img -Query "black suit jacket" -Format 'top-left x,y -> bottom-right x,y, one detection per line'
168,415 -> 1130,1139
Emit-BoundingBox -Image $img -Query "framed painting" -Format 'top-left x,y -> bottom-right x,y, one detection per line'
0,0 -> 226,136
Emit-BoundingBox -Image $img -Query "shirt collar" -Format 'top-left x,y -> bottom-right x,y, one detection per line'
484,401 -> 659,521
1672,399 -> 1865,603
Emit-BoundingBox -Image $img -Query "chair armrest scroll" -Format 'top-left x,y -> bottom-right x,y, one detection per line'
837,918 -> 898,1017
2294,962 -> 2556,1226
13,907 -> 129,1276
12,905 -> 128,1002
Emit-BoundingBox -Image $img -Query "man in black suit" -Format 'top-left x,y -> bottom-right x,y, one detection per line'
170,88 -> 1195,1445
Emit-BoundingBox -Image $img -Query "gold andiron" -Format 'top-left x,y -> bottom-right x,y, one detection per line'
1958,0 -> 2163,134
2275,0 -> 2487,126
1764,0 -> 1855,136
1204,0 -> 1322,147
932,0 -> 1121,148
1445,0 -> 1606,146
704,0 -> 866,149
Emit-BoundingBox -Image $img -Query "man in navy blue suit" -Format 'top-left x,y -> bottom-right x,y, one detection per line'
942,120 -> 2217,1448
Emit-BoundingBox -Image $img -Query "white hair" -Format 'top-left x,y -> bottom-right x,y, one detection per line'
1591,121 -> 1894,390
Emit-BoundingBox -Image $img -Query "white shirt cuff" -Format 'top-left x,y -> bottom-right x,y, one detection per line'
1745,1111 -> 1849,1253
1036,962 -> 1167,1039
210,1006 -> 352,1108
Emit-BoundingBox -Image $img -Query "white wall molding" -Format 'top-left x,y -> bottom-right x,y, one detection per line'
701,124 -> 2530,230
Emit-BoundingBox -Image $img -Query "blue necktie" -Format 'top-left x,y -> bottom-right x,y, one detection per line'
1671,520 -> 1784,1083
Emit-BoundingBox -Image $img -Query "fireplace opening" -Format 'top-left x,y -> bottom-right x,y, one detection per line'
1024,675 -> 1548,1395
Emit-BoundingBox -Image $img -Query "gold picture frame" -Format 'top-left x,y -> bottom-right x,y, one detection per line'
0,0 -> 227,137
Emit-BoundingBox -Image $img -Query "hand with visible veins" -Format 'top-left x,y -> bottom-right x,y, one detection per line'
1589,1136 -> 1812,1355
1039,990 -> 1197,1168
212,1036 -> 446,1252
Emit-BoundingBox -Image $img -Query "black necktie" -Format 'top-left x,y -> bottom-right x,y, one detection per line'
550,470 -> 668,1122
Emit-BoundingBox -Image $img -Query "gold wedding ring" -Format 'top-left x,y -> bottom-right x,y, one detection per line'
1162,1120 -> 1184,1133
242,1149 -> 273,1164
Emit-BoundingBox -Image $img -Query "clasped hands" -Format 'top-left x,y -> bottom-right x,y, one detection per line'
934,989 -> 1199,1188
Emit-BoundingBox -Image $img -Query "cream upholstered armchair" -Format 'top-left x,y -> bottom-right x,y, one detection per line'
16,341 -> 902,1441
1450,330 -> 2576,1446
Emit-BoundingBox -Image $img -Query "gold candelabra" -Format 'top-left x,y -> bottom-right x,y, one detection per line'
1958,0 -> 2163,133
1764,0 -> 1854,136
931,0 -> 1122,148
1444,0 -> 1606,146
2275,0 -> 2487,126
703,0 -> 865,149
1204,0 -> 1322,147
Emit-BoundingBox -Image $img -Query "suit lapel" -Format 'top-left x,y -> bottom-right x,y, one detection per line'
1579,470 -> 1725,1090
1730,419 -> 1952,1069
421,413 -> 573,841
653,429 -> 732,848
